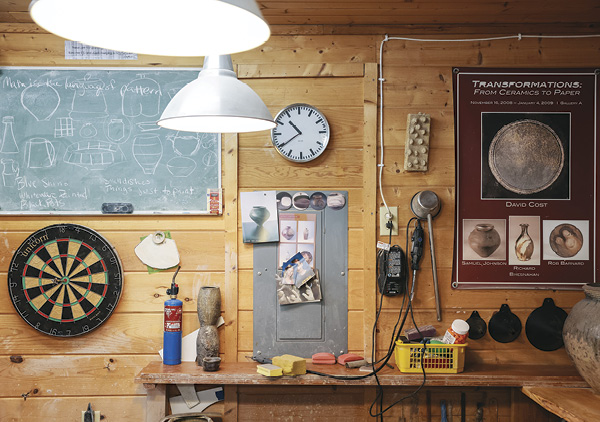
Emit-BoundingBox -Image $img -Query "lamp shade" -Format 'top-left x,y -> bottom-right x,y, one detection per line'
29,0 -> 270,56
158,55 -> 275,133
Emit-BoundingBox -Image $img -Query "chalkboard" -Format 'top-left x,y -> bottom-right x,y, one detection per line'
0,67 -> 221,214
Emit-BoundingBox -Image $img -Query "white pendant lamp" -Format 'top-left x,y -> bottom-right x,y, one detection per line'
158,55 -> 275,133
29,0 -> 271,56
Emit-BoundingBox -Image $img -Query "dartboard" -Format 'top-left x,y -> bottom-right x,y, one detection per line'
8,224 -> 123,337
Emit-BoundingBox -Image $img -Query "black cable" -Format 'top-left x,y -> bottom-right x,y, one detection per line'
368,217 -> 426,418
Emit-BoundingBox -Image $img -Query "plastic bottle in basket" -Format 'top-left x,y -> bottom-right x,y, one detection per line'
442,319 -> 470,344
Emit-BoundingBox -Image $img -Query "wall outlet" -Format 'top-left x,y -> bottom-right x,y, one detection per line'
379,206 -> 398,236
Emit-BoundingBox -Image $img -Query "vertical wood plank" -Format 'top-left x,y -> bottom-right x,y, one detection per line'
362,63 -> 378,356
224,133 -> 239,365
224,386 -> 239,422
145,384 -> 166,422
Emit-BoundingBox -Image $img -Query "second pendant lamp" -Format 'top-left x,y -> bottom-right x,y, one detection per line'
29,0 -> 270,57
158,55 -> 275,134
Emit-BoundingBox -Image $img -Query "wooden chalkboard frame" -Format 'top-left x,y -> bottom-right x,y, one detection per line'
0,66 -> 221,215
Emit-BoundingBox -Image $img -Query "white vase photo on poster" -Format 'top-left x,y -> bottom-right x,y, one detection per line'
240,191 -> 280,243
508,215 -> 541,266
542,220 -> 589,261
297,220 -> 315,243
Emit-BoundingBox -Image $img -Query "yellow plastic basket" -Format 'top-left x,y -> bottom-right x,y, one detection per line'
394,340 -> 467,374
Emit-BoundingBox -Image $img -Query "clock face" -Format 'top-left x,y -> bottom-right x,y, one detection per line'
7,224 -> 123,337
271,103 -> 330,163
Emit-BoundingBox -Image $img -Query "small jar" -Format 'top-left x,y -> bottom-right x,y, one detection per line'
442,319 -> 470,344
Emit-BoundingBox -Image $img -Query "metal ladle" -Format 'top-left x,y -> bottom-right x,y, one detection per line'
410,190 -> 442,321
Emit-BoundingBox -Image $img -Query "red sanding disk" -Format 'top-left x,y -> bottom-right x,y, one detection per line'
312,352 -> 336,364
337,353 -> 363,365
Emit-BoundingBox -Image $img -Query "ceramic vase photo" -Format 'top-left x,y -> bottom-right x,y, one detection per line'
249,206 -> 270,227
563,283 -> 600,393
515,223 -> 534,261
196,286 -> 221,365
468,223 -> 501,258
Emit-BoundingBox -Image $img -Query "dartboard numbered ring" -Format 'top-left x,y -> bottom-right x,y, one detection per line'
8,224 -> 123,337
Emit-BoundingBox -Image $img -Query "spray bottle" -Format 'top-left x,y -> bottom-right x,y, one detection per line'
163,266 -> 182,365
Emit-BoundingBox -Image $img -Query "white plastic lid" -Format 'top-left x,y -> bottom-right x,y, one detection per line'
451,319 -> 470,335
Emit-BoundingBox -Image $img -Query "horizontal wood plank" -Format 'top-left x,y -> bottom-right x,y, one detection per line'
0,215 -> 225,231
0,355 -> 155,397
0,271 -> 225,314
1,396 -> 146,421
0,230 -> 226,272
237,62 -> 364,78
0,313 -> 225,355
239,148 -> 364,188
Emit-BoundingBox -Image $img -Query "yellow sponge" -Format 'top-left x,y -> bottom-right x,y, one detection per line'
271,354 -> 306,376
257,364 -> 283,377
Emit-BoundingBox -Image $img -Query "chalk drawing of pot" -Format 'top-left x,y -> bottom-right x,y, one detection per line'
21,84 -> 60,121
132,134 -> 163,175
25,137 -> 57,168
167,156 -> 196,177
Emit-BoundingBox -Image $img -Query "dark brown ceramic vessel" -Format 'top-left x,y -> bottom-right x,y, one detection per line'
468,223 -> 501,258
563,283 -> 600,393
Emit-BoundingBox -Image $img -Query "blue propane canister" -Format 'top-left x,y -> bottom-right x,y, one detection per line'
163,266 -> 182,365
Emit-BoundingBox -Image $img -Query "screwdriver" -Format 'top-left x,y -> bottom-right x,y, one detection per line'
409,219 -> 425,300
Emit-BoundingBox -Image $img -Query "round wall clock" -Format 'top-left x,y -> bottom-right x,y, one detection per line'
8,224 -> 123,337
271,103 -> 330,163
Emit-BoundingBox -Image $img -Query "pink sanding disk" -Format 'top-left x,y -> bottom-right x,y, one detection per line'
312,352 -> 336,364
337,353 -> 364,365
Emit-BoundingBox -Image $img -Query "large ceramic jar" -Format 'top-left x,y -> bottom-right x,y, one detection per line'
196,286 -> 221,365
563,283 -> 600,393
468,223 -> 501,258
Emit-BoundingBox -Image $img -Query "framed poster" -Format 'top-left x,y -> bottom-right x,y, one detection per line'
452,68 -> 598,289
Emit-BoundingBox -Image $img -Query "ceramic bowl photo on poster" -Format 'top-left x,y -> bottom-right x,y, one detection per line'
310,192 -> 327,210
327,192 -> 346,210
462,219 -> 507,261
292,192 -> 310,210
508,215 -> 541,266
277,192 -> 293,210
280,221 -> 297,242
240,191 -> 280,244
542,220 -> 589,261
481,112 -> 570,200
297,220 -> 315,243
298,244 -> 315,268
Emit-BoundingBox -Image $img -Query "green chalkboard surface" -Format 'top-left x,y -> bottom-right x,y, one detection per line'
0,67 -> 221,214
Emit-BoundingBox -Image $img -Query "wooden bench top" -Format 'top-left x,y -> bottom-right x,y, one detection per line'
136,361 -> 588,388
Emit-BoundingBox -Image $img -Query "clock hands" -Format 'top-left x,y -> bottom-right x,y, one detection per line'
289,121 -> 302,135
278,120 -> 303,147
279,133 -> 300,147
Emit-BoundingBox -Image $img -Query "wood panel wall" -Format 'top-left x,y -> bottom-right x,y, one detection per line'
0,20 -> 599,422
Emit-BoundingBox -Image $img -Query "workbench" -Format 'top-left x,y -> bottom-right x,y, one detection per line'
136,361 -> 593,421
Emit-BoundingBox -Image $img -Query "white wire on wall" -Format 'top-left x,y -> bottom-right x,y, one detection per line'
377,32 -> 600,218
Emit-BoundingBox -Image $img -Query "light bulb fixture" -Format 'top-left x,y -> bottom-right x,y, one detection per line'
158,55 -> 275,133
29,0 -> 270,56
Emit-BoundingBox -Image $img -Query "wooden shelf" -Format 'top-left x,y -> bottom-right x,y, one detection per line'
136,361 -> 587,388
522,386 -> 600,422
